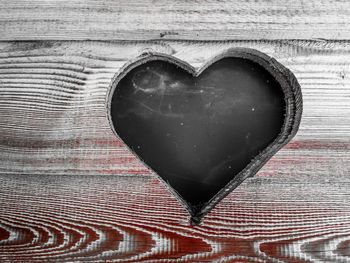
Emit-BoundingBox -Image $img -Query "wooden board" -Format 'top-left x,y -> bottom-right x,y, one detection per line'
1,0 -> 350,41
0,40 -> 349,177
1,173 -> 350,262
1,0 -> 350,261
0,40 -> 349,262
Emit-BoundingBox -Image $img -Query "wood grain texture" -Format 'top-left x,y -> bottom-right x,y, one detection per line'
0,40 -> 349,262
1,0 -> 350,41
0,40 -> 349,177
1,173 -> 350,262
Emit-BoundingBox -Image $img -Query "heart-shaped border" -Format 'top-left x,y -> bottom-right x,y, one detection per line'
106,48 -> 303,224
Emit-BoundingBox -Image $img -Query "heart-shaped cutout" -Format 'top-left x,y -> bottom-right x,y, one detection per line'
107,48 -> 302,224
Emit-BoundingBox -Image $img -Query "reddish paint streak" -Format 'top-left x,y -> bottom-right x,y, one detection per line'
96,168 -> 151,175
0,227 -> 10,242
0,223 -> 35,246
285,140 -> 350,150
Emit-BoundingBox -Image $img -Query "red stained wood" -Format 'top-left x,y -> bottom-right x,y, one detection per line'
1,174 -> 350,262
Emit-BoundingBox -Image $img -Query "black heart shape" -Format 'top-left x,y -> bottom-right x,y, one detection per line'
107,48 -> 302,224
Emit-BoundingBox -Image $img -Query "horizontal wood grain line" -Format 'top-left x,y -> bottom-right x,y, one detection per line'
1,0 -> 350,40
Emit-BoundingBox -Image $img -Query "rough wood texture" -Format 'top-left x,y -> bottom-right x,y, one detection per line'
0,40 -> 349,176
0,40 -> 349,262
1,173 -> 350,262
1,0 -> 350,40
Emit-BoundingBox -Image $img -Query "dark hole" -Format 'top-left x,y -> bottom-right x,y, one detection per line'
110,58 -> 285,209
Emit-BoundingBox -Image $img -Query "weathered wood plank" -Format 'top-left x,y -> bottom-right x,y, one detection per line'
0,40 -> 349,177
1,0 -> 350,40
0,40 -> 349,261
1,173 -> 350,262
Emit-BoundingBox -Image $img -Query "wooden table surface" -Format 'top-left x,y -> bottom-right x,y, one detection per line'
0,1 -> 350,262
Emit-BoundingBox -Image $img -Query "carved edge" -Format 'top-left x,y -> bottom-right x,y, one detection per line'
106,48 -> 303,225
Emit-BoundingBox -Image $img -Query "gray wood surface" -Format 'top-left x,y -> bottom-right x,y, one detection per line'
0,41 -> 349,262
0,41 -> 349,176
0,0 -> 350,261
1,0 -> 350,40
